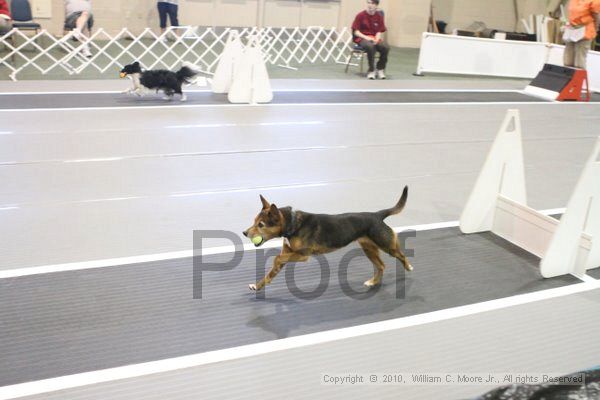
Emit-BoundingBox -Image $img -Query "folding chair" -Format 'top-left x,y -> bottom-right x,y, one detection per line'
10,0 -> 40,34
8,0 -> 40,55
345,43 -> 368,73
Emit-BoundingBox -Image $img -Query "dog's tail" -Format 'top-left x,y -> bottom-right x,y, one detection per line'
176,66 -> 198,85
377,186 -> 408,220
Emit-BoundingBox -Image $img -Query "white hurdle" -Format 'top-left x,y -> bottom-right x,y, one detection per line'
211,30 -> 244,94
227,35 -> 273,104
541,138 -> 600,277
460,109 -> 599,278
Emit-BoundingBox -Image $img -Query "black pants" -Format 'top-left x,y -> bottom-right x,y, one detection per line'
358,40 -> 389,72
158,2 -> 179,28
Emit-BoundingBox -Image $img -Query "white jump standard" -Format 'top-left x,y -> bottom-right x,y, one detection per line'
460,109 -> 599,278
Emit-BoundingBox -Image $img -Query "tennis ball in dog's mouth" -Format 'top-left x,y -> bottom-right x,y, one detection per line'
251,236 -> 263,245
119,72 -> 126,78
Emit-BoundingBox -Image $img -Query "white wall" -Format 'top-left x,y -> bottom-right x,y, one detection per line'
302,1 -> 340,28
431,0 -> 549,33
264,0 -> 302,27
432,0 -> 516,33
387,0 -> 431,48
264,0 -> 341,28
40,0 -> 161,36
24,0 -> 548,49
31,0 -> 346,35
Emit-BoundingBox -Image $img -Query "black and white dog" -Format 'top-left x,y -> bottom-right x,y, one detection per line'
119,62 -> 198,101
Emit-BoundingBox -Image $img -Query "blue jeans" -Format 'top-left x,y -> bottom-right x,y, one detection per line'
158,2 -> 178,28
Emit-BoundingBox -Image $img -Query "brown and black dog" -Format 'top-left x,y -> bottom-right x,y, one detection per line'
243,186 -> 412,291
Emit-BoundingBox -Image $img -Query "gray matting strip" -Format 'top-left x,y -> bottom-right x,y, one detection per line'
0,91 -> 562,110
587,267 -> 600,279
0,227 -> 579,386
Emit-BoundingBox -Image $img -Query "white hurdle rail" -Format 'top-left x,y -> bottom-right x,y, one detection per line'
460,109 -> 599,278
0,26 -> 354,80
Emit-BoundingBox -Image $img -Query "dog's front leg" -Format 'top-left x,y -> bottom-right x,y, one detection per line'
121,80 -> 137,95
250,246 -> 308,291
130,75 -> 143,96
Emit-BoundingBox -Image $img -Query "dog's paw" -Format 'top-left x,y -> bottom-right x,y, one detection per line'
249,284 -> 257,291
180,95 -> 187,102
363,279 -> 379,288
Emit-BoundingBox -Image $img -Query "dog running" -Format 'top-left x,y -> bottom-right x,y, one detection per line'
119,61 -> 198,101
243,186 -> 412,291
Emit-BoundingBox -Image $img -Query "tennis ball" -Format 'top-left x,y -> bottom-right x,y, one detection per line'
251,236 -> 263,245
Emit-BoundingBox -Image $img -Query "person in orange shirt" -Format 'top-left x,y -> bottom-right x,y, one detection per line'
564,0 -> 600,69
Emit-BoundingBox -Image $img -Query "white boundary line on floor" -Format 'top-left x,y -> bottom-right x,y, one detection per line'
1,101 -> 596,112
1,274 -> 597,399
0,208 -> 566,280
0,89 -> 527,95
579,274 -> 597,283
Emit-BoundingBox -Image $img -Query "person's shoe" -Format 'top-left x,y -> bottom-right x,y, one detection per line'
72,28 -> 84,41
367,71 -> 376,80
376,69 -> 386,79
80,44 -> 92,58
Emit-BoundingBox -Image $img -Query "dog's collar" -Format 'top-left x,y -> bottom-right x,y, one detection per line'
282,209 -> 297,239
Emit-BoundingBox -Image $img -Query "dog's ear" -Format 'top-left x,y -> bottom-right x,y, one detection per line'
268,203 -> 280,223
133,61 -> 140,67
259,194 -> 270,210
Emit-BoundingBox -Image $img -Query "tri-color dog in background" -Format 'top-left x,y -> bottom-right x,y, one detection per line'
119,61 -> 198,101
243,186 -> 413,291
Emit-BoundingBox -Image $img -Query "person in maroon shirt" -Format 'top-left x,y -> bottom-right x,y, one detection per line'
351,0 -> 389,79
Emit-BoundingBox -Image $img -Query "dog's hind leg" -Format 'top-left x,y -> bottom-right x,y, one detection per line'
369,224 -> 413,272
250,242 -> 309,291
175,85 -> 186,102
162,90 -> 174,101
358,237 -> 386,287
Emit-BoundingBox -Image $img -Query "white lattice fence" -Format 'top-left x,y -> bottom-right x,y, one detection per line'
0,26 -> 354,80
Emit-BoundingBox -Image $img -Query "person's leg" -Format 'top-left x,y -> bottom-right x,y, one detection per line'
375,42 -> 389,69
168,4 -> 179,27
66,11 -> 91,56
0,19 -> 12,35
86,14 -> 94,34
75,11 -> 90,37
358,39 -> 376,76
563,41 -> 575,67
375,41 -> 389,78
574,39 -> 591,69
64,13 -> 76,34
157,2 -> 168,36
166,3 -> 179,38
